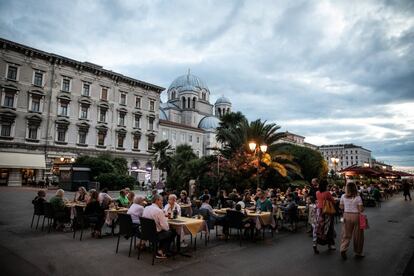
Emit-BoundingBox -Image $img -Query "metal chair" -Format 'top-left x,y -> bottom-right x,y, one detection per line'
115,214 -> 137,257
31,199 -> 45,229
138,217 -> 158,265
42,202 -> 54,232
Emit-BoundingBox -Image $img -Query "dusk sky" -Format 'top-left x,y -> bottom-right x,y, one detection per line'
1,0 -> 413,168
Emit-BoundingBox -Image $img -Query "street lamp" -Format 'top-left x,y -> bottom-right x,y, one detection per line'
249,141 -> 267,188
363,162 -> 370,168
331,157 -> 339,178
60,157 -> 65,162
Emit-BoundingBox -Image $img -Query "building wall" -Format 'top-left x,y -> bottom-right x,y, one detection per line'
0,38 -> 163,186
318,144 -> 372,171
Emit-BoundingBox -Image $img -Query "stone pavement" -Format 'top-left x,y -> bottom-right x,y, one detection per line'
0,187 -> 413,276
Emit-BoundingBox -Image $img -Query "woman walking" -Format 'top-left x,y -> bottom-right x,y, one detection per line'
339,182 -> 365,259
313,179 -> 336,254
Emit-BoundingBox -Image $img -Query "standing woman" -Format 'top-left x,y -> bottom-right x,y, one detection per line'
314,179 -> 336,254
339,182 -> 365,259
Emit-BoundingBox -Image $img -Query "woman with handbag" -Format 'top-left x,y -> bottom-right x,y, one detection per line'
314,179 -> 336,254
339,182 -> 365,259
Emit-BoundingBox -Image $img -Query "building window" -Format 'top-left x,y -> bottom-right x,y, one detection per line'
355,150 -> 358,154
57,128 -> 66,142
78,131 -> 87,144
197,136 -> 200,143
149,100 -> 155,112
82,83 -> 90,96
189,135 -> 193,142
117,135 -> 125,148
356,156 -> 358,159
7,65 -> 18,81
59,101 -> 69,116
79,105 -> 88,119
134,114 -> 141,128
181,133 -> 185,142
27,125 -> 38,140
97,131 -> 106,146
148,117 -> 154,131
202,92 -> 206,100
99,108 -> 107,122
33,71 -> 44,87
101,87 -> 108,101
162,130 -> 167,139
118,112 -> 126,126
3,92 -> 15,108
30,96 -> 41,112
133,135 -> 140,150
120,93 -> 127,105
135,97 -> 141,108
148,135 -> 155,150
0,122 -> 12,137
61,78 -> 71,92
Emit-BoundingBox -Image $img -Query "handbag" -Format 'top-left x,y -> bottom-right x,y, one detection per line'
359,214 -> 369,230
322,200 -> 336,215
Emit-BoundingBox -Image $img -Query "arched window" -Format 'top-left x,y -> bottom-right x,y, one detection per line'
171,91 -> 176,99
187,97 -> 191,109
202,92 -> 206,100
218,107 -> 221,117
192,97 -> 196,109
182,97 -> 186,109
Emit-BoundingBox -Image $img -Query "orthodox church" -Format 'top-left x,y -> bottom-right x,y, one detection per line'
157,71 -> 232,156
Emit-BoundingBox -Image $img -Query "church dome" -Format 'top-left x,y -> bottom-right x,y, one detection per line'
198,116 -> 220,130
215,95 -> 231,105
168,71 -> 210,94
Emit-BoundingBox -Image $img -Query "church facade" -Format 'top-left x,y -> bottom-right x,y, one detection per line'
157,71 -> 232,157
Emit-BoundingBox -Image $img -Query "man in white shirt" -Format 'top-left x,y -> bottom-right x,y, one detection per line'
143,194 -> 175,258
163,194 -> 181,217
127,195 -> 145,224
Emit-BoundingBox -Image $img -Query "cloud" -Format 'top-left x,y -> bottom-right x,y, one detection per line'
0,0 -> 413,166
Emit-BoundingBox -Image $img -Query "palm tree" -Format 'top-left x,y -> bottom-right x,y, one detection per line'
152,140 -> 173,175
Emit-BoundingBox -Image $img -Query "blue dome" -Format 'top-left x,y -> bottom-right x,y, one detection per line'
168,72 -> 210,94
198,116 -> 220,130
159,109 -> 168,120
215,95 -> 231,105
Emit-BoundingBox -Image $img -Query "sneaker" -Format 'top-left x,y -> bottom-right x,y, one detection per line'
328,245 -> 336,251
341,251 -> 347,260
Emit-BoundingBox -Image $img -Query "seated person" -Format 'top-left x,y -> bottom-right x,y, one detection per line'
147,189 -> 158,203
254,191 -> 273,212
228,189 -> 241,202
178,190 -> 191,205
49,189 -> 70,229
74,186 -> 88,202
117,189 -> 129,207
84,190 -> 105,238
127,191 -> 135,207
98,188 -> 112,209
235,203 -> 252,228
242,192 -> 254,208
199,194 -> 226,228
163,194 -> 181,217
127,195 -> 145,224
142,195 -> 176,259
32,189 -> 47,212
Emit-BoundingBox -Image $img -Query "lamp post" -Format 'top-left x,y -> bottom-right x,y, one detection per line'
331,157 -> 339,179
248,141 -> 267,188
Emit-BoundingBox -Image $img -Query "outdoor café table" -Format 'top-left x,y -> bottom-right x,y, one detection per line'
246,210 -> 275,230
168,216 -> 208,253
104,207 -> 128,225
214,208 -> 230,215
65,201 -> 87,219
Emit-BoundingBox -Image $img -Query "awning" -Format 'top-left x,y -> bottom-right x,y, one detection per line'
0,152 -> 46,169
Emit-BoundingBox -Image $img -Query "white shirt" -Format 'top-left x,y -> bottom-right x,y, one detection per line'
127,203 -> 144,224
98,192 -> 112,206
163,202 -> 181,216
340,194 -> 363,213
142,203 -> 169,232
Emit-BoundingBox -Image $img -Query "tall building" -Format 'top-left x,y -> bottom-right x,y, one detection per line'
157,71 -> 232,158
318,144 -> 372,171
0,38 -> 164,186
276,131 -> 318,150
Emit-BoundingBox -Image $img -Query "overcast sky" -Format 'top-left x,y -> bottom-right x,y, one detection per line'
1,0 -> 413,168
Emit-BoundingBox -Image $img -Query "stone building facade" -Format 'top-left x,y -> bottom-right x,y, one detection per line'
318,144 -> 372,171
0,38 -> 164,186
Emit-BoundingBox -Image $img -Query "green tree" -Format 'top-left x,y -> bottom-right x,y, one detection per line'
167,144 -> 199,192
152,140 -> 173,175
274,143 -> 328,182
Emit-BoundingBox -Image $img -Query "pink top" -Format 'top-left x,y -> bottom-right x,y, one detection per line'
316,191 -> 334,209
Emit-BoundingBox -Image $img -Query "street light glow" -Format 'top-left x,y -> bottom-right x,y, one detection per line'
249,142 -> 256,151
260,145 -> 268,153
